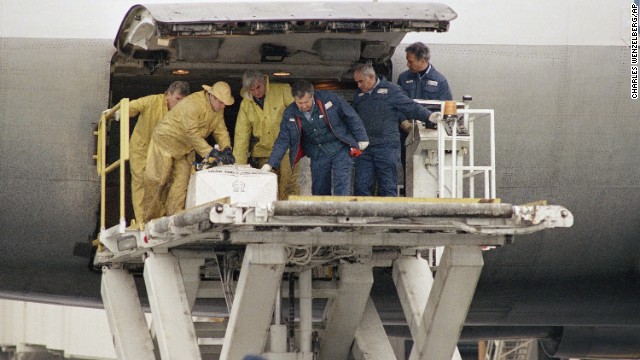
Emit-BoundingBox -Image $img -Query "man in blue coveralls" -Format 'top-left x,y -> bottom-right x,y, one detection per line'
397,42 -> 452,101
397,42 -> 453,193
263,80 -> 369,196
352,63 -> 438,197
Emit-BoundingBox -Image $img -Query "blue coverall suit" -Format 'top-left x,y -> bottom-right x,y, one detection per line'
397,64 -> 452,195
267,91 -> 368,195
351,78 -> 432,197
397,64 -> 452,101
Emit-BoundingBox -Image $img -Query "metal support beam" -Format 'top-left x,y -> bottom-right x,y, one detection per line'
273,200 -> 512,218
393,256 -> 434,337
352,297 -> 397,360
299,269 -> 313,353
178,256 -> 205,310
143,252 -> 201,360
220,244 -> 287,360
229,231 -> 507,247
101,267 -> 155,360
395,247 -> 483,360
393,255 -> 462,360
416,246 -> 482,359
318,263 -> 374,360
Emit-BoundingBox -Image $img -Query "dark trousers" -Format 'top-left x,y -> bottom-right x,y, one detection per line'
310,146 -> 353,196
354,142 -> 400,197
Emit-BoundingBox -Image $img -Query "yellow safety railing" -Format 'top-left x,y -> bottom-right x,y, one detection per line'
93,99 -> 130,249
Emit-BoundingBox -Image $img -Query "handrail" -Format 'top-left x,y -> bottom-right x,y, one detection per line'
436,107 -> 496,199
412,99 -> 496,200
93,99 -> 131,243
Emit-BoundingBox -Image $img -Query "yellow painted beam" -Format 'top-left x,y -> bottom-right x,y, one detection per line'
522,200 -> 548,206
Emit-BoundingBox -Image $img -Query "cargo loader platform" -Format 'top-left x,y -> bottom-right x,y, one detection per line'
94,99 -> 573,360
95,196 -> 572,360
97,197 -> 571,264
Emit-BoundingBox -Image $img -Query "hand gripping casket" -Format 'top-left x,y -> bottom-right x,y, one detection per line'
185,165 -> 277,208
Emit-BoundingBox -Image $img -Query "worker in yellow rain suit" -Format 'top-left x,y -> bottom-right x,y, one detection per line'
105,81 -> 190,224
233,71 -> 299,200
143,81 -> 235,223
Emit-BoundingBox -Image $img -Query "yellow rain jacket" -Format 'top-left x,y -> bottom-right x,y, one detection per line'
233,77 -> 293,163
127,94 -> 169,224
233,77 -> 299,200
129,94 -> 169,165
153,90 -> 231,157
144,90 -> 231,221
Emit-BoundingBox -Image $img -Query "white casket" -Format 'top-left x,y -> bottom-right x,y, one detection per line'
185,165 -> 277,208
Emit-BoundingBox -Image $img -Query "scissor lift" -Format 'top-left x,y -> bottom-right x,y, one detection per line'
94,100 -> 573,360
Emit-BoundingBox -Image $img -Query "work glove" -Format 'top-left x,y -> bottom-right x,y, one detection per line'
261,164 -> 273,172
358,141 -> 369,151
207,147 -> 223,163
102,109 -> 119,121
219,147 -> 235,164
428,112 -> 443,124
400,120 -> 413,134
419,112 -> 441,130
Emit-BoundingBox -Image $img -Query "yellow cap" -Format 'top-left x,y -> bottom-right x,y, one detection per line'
202,81 -> 235,106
